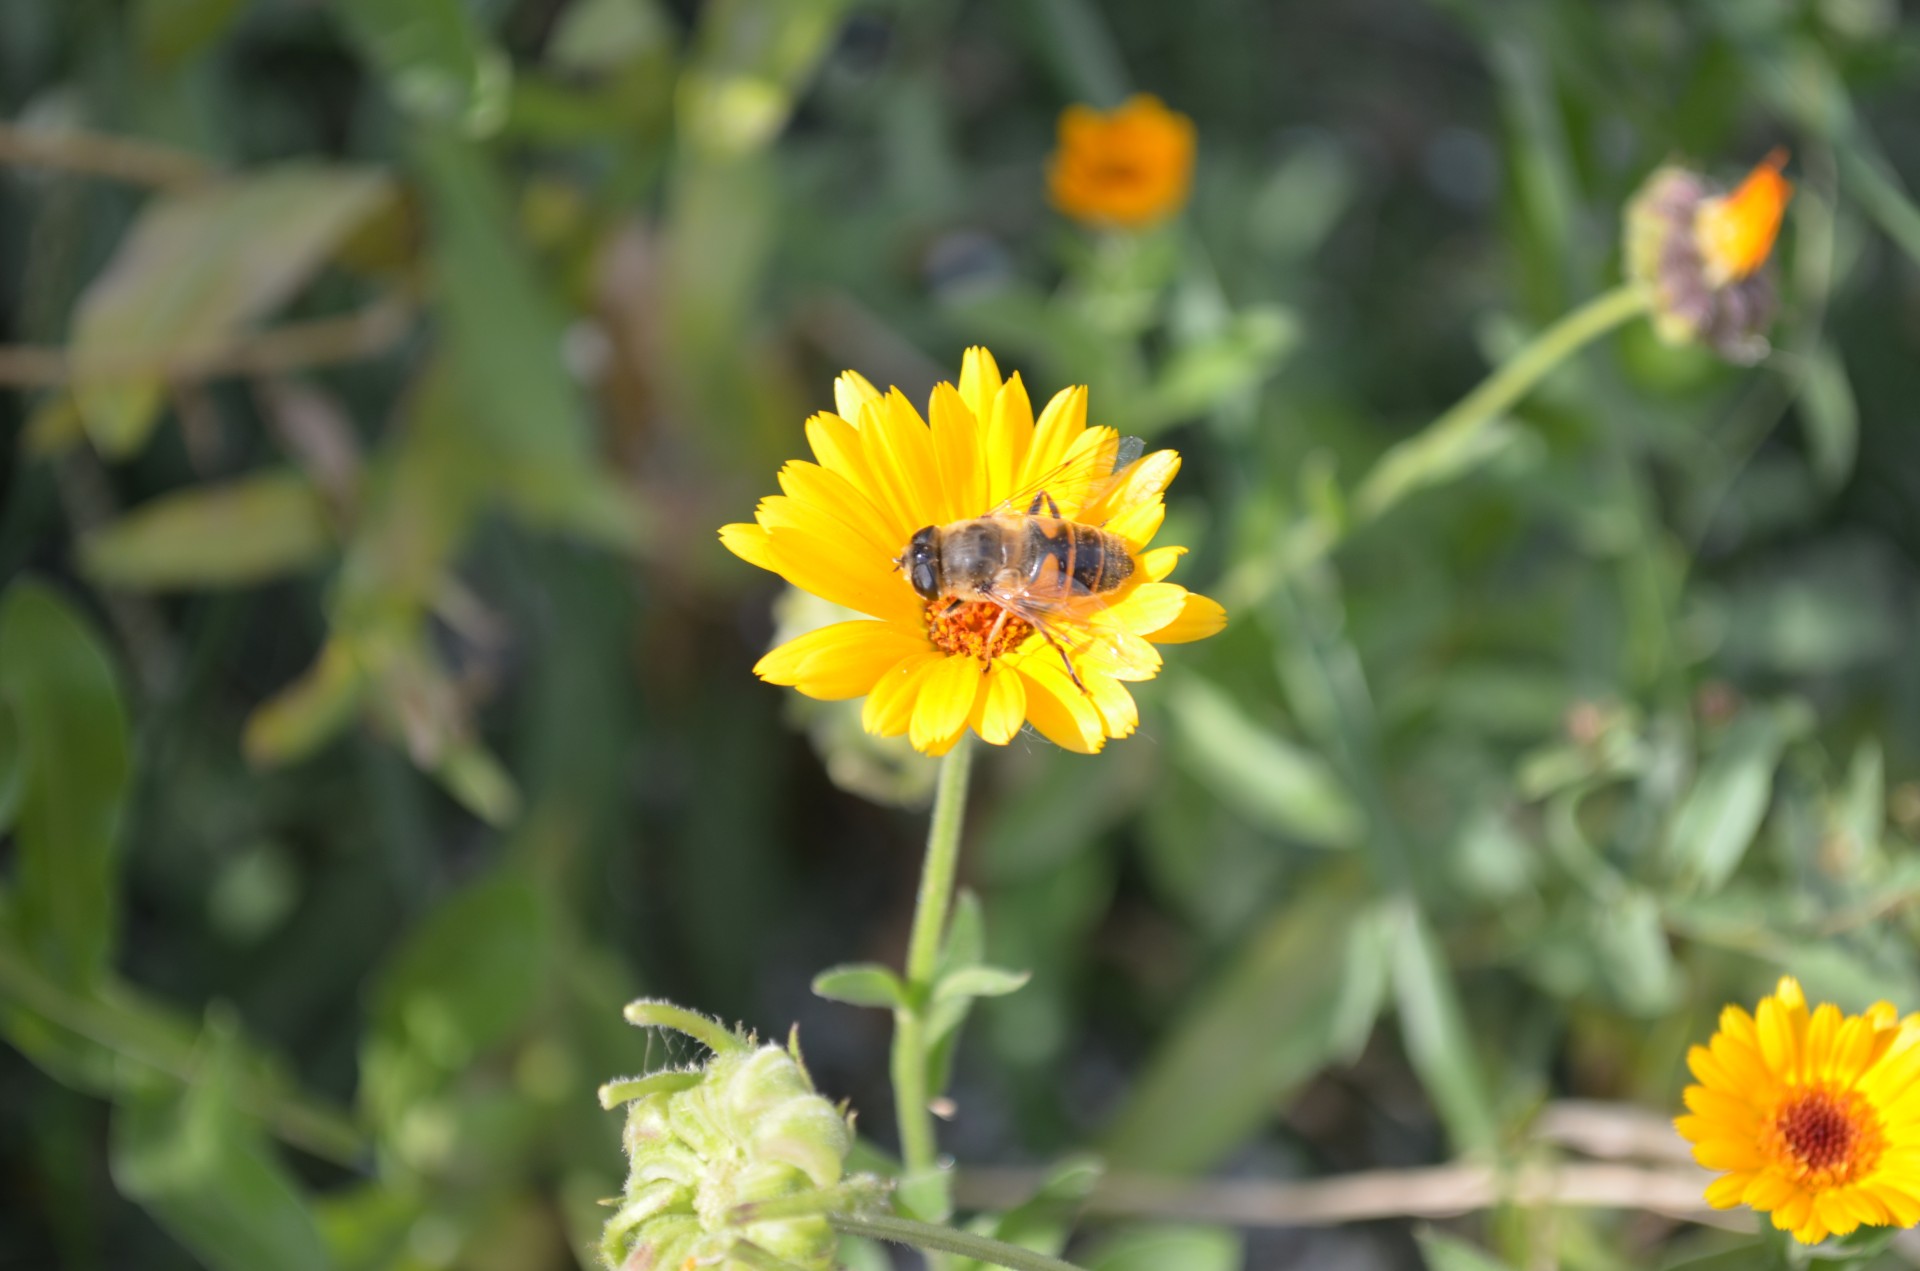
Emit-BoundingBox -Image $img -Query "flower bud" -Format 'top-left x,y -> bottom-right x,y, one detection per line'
1625,150 -> 1792,363
599,1002 -> 883,1271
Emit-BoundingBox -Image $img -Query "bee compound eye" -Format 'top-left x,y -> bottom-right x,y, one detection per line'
911,562 -> 939,598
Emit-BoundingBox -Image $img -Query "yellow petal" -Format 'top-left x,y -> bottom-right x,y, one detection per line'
909,655 -> 985,753
719,522 -> 777,571
1083,672 -> 1138,740
1704,1174 -> 1750,1209
862,652 -> 942,737
958,347 -> 1002,424
1099,581 -> 1190,635
1141,545 -> 1186,581
861,389 -> 944,533
1017,661 -> 1104,753
1085,449 -> 1180,526
805,410 -> 907,539
777,460 -> 904,560
985,372 -> 1035,506
1147,592 -> 1227,644
1106,497 -> 1166,549
971,661 -> 1028,745
767,527 -> 918,624
928,381 -> 987,522
1020,384 -> 1088,495
835,369 -> 883,424
754,620 -> 929,700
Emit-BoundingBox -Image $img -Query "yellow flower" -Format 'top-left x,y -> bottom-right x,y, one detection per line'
1625,150 -> 1793,363
1676,976 -> 1920,1244
1047,94 -> 1195,229
720,348 -> 1225,756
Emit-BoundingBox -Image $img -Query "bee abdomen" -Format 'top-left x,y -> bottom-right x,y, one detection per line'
1028,520 -> 1134,595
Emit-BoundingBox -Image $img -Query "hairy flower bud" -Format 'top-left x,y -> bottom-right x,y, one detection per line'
1624,151 -> 1793,364
599,1002 -> 883,1271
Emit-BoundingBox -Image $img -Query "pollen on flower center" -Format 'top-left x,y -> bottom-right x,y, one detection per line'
1767,1088 -> 1882,1183
926,598 -> 1034,663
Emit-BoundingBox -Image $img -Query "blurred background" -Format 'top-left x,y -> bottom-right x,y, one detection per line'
3,0 -> 1920,1268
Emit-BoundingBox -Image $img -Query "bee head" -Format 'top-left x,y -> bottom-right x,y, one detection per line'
901,527 -> 941,600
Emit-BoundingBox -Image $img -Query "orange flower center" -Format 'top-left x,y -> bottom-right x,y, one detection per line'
926,598 -> 1033,663
1764,1087 -> 1883,1187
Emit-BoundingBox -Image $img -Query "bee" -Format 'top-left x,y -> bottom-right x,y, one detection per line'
896,435 -> 1149,690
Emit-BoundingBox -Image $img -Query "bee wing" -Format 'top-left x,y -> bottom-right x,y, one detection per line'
980,561 -> 1156,687
991,431 -> 1148,523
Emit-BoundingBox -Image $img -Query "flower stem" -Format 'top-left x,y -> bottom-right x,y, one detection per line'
830,1213 -> 1084,1271
1352,282 -> 1652,522
892,735 -> 974,1196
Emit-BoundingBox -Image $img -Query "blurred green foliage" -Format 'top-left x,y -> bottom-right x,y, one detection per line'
4,1 -> 1920,1269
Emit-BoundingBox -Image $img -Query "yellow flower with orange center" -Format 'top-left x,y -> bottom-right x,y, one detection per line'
1047,94 -> 1196,229
1676,976 -> 1920,1244
720,348 -> 1225,756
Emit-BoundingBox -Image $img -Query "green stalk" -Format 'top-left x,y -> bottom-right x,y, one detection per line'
1352,282 -> 1651,522
891,735 -> 974,1205
0,943 -> 365,1165
830,1213 -> 1084,1271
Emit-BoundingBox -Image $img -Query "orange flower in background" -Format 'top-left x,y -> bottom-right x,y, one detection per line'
1676,976 -> 1920,1244
1695,147 -> 1793,287
721,348 -> 1225,756
1047,94 -> 1195,229
1625,149 -> 1794,362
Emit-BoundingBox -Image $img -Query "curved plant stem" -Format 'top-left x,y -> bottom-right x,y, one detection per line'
892,735 -> 974,1189
830,1213 -> 1084,1271
1352,282 -> 1651,521
0,944 -> 365,1165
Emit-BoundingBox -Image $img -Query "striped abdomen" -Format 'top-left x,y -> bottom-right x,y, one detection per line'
1021,517 -> 1134,596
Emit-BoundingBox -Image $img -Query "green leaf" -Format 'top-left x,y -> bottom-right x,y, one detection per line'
1103,867 -> 1377,1173
0,581 -> 131,990
242,636 -> 367,768
111,1020 -> 331,1271
1593,889 -> 1680,1016
80,471 -> 333,590
133,0 -> 246,70
1087,1224 -> 1243,1271
1799,345 -> 1858,493
333,0 -> 511,135
675,0 -> 856,159
1665,705 -> 1805,893
1392,901 -> 1497,1155
1417,1230 -> 1520,1271
811,963 -> 908,1010
1167,678 -> 1363,848
71,164 -> 392,457
1142,306 -> 1299,429
932,966 -> 1031,1004
941,890 -> 986,971
409,128 -> 648,554
360,869 -> 547,1133
951,1155 -> 1103,1271
1659,1242 -> 1784,1271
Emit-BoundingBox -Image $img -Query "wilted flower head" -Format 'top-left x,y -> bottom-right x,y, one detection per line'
1047,94 -> 1196,229
599,1002 -> 883,1271
1676,976 -> 1920,1245
720,348 -> 1225,756
1625,149 -> 1793,362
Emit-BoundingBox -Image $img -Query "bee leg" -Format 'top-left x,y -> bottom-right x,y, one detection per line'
980,606 -> 1013,671
1037,626 -> 1087,694
938,596 -> 965,617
